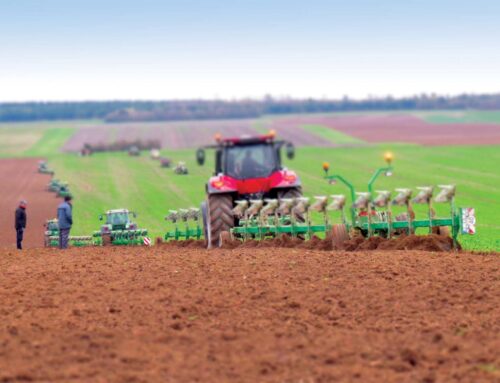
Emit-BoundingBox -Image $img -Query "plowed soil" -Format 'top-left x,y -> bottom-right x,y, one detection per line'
0,158 -> 59,248
1,246 -> 498,383
269,114 -> 500,146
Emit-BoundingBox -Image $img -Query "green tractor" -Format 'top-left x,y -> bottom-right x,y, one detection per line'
48,178 -> 62,192
38,161 -> 54,175
56,182 -> 71,198
93,209 -> 149,246
44,218 -> 93,247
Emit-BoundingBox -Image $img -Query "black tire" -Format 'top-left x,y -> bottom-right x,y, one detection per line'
277,187 -> 305,223
206,194 -> 234,249
102,234 -> 112,246
331,224 -> 350,248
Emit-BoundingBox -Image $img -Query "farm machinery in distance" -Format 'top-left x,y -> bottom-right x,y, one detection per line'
38,161 -> 54,175
44,219 -> 93,247
44,209 -> 150,247
93,209 -> 149,246
47,178 -> 71,198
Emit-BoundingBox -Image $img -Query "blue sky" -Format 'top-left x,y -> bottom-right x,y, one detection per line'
0,0 -> 499,101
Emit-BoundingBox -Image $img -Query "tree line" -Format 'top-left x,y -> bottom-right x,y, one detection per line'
1,94 -> 500,122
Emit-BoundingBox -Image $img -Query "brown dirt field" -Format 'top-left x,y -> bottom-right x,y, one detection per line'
0,247 -> 498,383
0,158 -> 60,249
270,114 -> 500,146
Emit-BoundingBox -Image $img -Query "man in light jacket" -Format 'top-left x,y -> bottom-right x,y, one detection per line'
57,195 -> 73,249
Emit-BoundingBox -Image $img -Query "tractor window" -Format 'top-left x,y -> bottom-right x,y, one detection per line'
225,144 -> 277,179
107,212 -> 129,225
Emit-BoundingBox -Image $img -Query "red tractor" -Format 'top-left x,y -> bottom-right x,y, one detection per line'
196,131 -> 302,248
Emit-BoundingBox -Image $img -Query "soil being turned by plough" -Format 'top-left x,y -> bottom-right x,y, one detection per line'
158,233 -> 458,252
0,246 -> 498,383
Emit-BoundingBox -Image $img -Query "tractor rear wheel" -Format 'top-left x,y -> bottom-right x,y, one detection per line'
206,194 -> 234,249
331,224 -> 350,248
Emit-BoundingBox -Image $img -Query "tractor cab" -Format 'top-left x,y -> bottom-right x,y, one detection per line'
196,131 -> 299,197
99,209 -> 137,232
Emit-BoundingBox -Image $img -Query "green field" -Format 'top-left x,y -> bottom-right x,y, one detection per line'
2,114 -> 499,251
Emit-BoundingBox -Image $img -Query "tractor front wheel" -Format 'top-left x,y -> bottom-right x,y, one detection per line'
206,194 -> 234,249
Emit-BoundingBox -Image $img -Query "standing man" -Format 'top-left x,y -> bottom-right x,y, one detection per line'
57,195 -> 73,249
15,200 -> 27,250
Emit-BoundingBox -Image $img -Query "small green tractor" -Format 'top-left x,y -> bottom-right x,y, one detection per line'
44,218 -> 93,247
174,161 -> 188,175
93,209 -> 149,245
38,161 -> 54,175
48,178 -> 62,192
47,178 -> 71,197
56,182 -> 71,198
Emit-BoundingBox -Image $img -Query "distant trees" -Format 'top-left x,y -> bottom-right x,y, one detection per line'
1,94 -> 500,123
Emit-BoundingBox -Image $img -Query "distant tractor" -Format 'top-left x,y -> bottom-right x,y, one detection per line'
128,146 -> 140,156
160,157 -> 172,168
174,161 -> 189,175
56,182 -> 71,198
80,144 -> 92,156
196,131 -> 300,248
93,209 -> 148,246
150,149 -> 161,160
38,161 -> 54,175
48,178 -> 62,192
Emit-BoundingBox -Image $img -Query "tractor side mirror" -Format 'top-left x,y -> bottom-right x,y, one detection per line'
99,215 -> 103,221
285,143 -> 295,160
196,148 -> 206,165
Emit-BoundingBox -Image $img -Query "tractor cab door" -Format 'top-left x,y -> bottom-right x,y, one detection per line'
275,143 -> 282,169
215,149 -> 223,175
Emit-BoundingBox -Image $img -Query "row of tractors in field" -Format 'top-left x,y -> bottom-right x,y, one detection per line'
43,131 -> 476,249
38,161 -> 72,198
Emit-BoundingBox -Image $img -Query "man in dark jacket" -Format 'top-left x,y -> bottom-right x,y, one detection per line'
57,195 -> 73,249
15,200 -> 27,250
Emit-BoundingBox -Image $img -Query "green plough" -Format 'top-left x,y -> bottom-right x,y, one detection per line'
44,219 -> 94,247
164,208 -> 203,241
225,153 -> 475,249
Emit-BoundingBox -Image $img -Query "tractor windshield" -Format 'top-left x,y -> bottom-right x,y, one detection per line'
107,212 -> 129,226
225,143 -> 278,179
